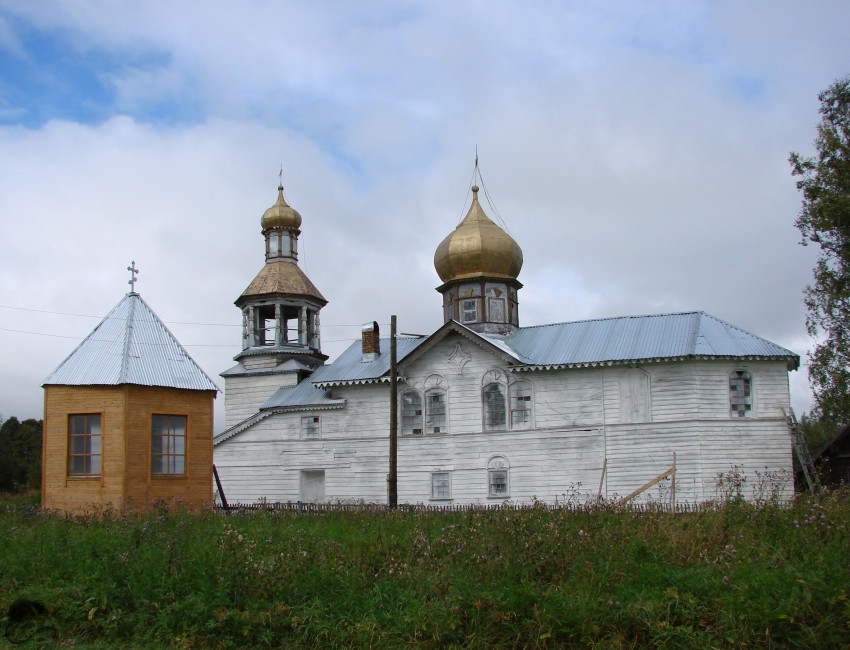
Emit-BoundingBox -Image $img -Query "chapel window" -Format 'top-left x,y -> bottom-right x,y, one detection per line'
425,390 -> 447,434
301,415 -> 321,439
509,381 -> 532,429
729,370 -> 752,417
461,299 -> 479,324
483,382 -> 507,431
401,391 -> 423,435
151,414 -> 186,476
68,414 -> 101,477
431,472 -> 451,500
488,456 -> 510,498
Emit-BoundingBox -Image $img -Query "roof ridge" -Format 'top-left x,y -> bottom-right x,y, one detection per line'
119,293 -> 138,384
516,311 -> 704,331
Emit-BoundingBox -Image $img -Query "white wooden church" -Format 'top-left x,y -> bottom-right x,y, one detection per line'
213,179 -> 800,505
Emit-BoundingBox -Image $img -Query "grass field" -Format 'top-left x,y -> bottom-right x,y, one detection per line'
1,490 -> 848,648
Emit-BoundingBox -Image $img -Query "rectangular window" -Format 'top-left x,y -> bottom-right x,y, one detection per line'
489,469 -> 508,497
729,371 -> 752,417
401,392 -> 423,435
461,299 -> 478,323
301,415 -> 321,438
426,391 -> 447,433
510,384 -> 532,429
68,414 -> 101,477
431,472 -> 451,499
151,414 -> 186,476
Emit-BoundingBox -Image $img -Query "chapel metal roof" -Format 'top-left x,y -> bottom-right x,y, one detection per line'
43,292 -> 220,392
500,311 -> 799,370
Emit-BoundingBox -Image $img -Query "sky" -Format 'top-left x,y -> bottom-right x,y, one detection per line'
0,0 -> 846,432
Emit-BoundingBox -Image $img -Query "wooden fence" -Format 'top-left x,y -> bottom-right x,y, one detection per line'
214,499 -> 724,516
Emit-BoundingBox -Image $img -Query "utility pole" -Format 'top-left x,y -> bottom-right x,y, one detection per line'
388,315 -> 398,508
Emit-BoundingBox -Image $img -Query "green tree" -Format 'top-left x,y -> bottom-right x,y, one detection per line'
0,416 -> 43,492
791,76 -> 850,428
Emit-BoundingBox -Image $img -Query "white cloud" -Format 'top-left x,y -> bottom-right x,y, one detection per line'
0,1 -> 844,428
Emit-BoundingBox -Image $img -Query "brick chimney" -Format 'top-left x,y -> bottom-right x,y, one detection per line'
361,321 -> 380,362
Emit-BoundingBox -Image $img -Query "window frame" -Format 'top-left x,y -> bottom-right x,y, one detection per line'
461,298 -> 479,324
729,370 -> 753,418
67,413 -> 102,478
301,415 -> 321,439
487,456 -> 510,498
401,390 -> 424,435
151,414 -> 187,477
509,381 -> 533,429
430,471 -> 452,500
483,382 -> 507,431
425,389 -> 447,434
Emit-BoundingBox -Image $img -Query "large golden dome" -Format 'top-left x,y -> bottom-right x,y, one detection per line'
434,186 -> 523,284
261,185 -> 302,231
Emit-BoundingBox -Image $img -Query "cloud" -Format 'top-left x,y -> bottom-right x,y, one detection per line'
1,1 -> 846,427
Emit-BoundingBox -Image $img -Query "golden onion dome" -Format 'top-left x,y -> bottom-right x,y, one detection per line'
434,186 -> 523,284
261,185 -> 302,231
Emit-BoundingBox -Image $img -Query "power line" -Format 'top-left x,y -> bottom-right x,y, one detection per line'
0,304 -> 374,329
0,326 -> 365,348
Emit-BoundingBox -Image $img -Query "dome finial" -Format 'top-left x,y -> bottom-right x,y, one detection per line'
261,173 -> 302,231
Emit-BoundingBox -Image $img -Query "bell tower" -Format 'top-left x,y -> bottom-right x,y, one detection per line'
221,181 -> 328,429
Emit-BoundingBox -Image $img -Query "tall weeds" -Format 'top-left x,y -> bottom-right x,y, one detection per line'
1,490 -> 848,648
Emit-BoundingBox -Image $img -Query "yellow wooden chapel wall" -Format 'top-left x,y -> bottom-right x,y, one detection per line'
42,385 -> 215,513
42,385 -> 128,513
122,385 -> 215,511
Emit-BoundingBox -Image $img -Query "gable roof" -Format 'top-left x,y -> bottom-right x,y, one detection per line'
43,292 -> 220,392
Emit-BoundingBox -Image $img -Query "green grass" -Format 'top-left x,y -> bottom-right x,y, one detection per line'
1,493 -> 848,648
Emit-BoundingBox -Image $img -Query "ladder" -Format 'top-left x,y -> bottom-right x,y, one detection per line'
785,408 -> 820,493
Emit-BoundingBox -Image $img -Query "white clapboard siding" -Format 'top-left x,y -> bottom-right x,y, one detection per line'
214,332 -> 795,505
224,373 -> 299,429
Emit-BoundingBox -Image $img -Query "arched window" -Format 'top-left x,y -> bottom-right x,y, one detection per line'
425,390 -> 447,433
483,383 -> 506,431
423,374 -> 448,434
482,369 -> 508,432
401,390 -> 423,435
729,370 -> 752,417
509,381 -> 532,429
487,456 -> 510,497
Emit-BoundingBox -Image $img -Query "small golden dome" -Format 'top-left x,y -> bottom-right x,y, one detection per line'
261,185 -> 302,231
434,186 -> 523,283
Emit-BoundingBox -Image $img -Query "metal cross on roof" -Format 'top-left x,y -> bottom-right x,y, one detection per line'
127,261 -> 139,293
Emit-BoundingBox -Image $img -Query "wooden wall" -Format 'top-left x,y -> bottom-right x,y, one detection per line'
214,332 -> 795,505
224,372 -> 297,429
42,384 -> 215,513
122,385 -> 216,511
43,385 -> 128,512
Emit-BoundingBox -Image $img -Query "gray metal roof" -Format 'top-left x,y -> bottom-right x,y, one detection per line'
260,364 -> 347,409
43,292 -> 220,392
220,358 -> 313,378
500,311 -> 799,370
311,335 -> 428,387
283,312 -> 797,391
